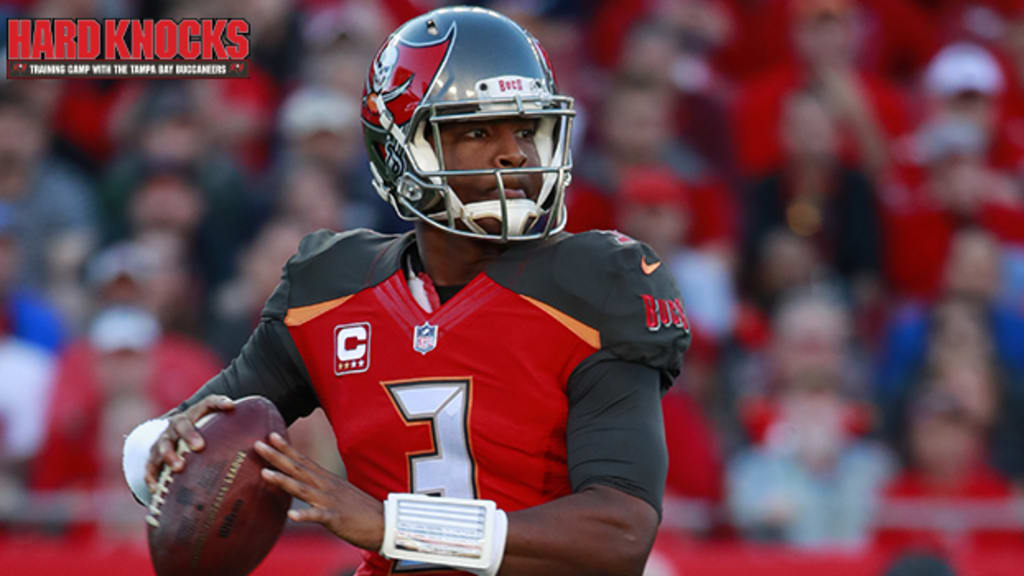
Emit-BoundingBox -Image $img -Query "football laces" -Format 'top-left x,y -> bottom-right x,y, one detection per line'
145,439 -> 191,528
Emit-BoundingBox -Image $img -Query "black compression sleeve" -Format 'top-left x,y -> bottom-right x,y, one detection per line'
176,319 -> 319,425
566,356 -> 668,517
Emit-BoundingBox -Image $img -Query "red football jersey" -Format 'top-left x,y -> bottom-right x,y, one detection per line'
288,273 -> 596,574
241,229 -> 688,574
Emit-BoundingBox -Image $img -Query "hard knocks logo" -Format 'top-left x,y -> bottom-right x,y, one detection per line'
6,19 -> 250,79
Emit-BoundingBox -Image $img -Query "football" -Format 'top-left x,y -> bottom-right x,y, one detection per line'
146,396 -> 293,576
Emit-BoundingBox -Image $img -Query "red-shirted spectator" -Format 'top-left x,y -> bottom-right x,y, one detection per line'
30,242 -> 221,538
587,0 -> 735,73
187,72 -> 280,173
717,0 -> 941,83
733,0 -> 907,178
988,4 -> 1024,178
727,293 -> 892,548
32,308 -> 220,493
567,75 -> 735,248
875,387 -> 1023,552
591,3 -> 738,178
718,0 -> 1019,84
737,290 -> 873,442
882,118 -> 1024,300
918,42 -> 1024,173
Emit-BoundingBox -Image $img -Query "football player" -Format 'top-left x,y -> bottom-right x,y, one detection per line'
124,6 -> 690,575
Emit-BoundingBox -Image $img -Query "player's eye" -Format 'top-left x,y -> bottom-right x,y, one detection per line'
464,128 -> 489,139
516,127 -> 536,139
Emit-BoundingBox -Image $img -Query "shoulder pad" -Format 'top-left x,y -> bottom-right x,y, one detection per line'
488,231 -> 691,377
263,228 -> 411,319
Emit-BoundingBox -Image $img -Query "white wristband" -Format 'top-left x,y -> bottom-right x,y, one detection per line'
122,418 -> 168,506
380,493 -> 508,576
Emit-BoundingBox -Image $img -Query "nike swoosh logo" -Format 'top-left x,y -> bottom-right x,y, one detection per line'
641,256 -> 661,275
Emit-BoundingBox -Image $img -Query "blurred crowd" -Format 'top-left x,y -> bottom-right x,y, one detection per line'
2,0 -> 1024,561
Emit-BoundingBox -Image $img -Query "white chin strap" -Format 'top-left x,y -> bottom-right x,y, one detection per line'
429,196 -> 542,236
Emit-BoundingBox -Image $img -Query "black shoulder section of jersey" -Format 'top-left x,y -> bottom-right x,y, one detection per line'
263,228 -> 413,319
486,230 -> 691,387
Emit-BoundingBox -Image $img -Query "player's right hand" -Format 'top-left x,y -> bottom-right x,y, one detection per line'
145,395 -> 235,494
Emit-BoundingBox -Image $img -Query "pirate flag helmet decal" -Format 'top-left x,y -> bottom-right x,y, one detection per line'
361,6 -> 575,242
361,24 -> 454,131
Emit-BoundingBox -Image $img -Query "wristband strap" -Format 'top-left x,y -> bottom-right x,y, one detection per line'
381,493 -> 508,575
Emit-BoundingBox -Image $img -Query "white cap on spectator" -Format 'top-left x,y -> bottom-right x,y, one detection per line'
280,88 -> 356,139
88,306 -> 161,353
925,42 -> 1004,98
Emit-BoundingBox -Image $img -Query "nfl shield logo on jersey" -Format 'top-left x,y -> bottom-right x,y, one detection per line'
413,322 -> 438,355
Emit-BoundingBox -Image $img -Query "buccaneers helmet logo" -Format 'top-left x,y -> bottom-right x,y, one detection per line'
362,25 -> 455,129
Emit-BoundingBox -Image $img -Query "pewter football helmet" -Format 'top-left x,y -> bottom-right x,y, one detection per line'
361,6 -> 574,241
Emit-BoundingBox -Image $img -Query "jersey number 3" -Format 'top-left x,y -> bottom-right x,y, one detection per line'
384,378 -> 478,499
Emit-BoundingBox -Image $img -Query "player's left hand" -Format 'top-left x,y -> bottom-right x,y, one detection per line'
255,433 -> 384,551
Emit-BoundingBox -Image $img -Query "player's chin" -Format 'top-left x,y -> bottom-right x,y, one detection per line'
470,217 -> 503,236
